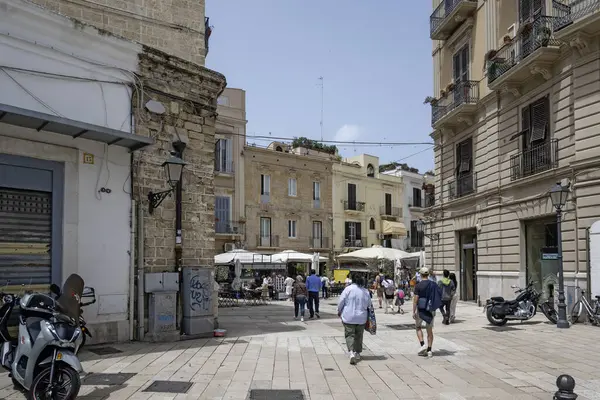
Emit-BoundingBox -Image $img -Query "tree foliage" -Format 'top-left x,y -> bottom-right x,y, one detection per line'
291,137 -> 338,155
379,162 -> 419,174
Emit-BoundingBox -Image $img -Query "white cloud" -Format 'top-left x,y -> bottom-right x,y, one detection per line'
333,124 -> 362,142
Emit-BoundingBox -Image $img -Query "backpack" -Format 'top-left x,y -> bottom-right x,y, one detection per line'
418,280 -> 442,312
397,289 -> 405,299
439,281 -> 454,301
383,280 -> 395,296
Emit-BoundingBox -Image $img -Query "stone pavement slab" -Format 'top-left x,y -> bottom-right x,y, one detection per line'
1,300 -> 598,399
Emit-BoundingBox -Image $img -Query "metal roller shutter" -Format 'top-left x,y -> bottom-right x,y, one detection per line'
0,188 -> 52,293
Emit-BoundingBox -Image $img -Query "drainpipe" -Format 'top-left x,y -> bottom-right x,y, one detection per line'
172,140 -> 186,334
137,203 -> 145,340
129,200 -> 136,341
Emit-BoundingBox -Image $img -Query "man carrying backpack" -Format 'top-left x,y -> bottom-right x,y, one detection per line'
412,267 -> 442,358
381,276 -> 396,313
438,269 -> 456,325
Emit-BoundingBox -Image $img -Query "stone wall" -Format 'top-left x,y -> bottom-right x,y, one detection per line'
31,0 -> 207,65
133,46 -> 226,273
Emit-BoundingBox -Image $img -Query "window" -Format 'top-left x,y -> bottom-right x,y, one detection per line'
412,188 -> 422,208
367,164 -> 375,177
288,220 -> 297,238
452,44 -> 469,105
410,220 -> 424,248
215,138 -> 233,173
455,138 -> 474,198
260,217 -> 271,246
384,193 -> 392,215
275,146 -> 283,152
369,218 -> 376,230
261,174 -> 270,203
521,96 -> 550,147
347,183 -> 357,209
312,221 -> 323,248
545,222 -> 558,248
313,181 -> 321,208
344,221 -> 362,247
519,0 -> 544,23
215,196 -> 231,234
288,178 -> 297,197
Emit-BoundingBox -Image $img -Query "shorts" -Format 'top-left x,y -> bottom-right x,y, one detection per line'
385,294 -> 394,300
415,312 -> 435,329
377,288 -> 384,297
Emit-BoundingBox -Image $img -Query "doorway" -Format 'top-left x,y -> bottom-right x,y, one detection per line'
459,229 -> 477,301
524,217 -> 557,298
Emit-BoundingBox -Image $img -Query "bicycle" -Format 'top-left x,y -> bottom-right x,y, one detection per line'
570,287 -> 600,325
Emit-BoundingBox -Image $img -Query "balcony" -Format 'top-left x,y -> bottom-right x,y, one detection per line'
310,237 -> 329,250
313,199 -> 321,209
430,0 -> 478,40
215,161 -> 234,176
257,235 -> 279,248
487,16 -> 561,92
425,193 -> 436,207
431,81 -> 479,129
343,200 -> 365,212
379,205 -> 402,218
510,139 -> 558,181
553,0 -> 600,36
215,220 -> 243,236
260,193 -> 270,204
449,172 -> 476,200
343,238 -> 366,248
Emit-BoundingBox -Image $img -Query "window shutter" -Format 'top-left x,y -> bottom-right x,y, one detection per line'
226,139 -> 233,170
215,140 -> 221,170
260,174 -> 264,195
453,52 -> 461,83
345,222 -> 351,238
530,96 -> 550,143
519,0 -> 531,22
458,139 -> 472,173
355,222 -> 362,240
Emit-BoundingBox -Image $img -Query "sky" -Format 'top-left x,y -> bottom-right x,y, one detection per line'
205,1 -> 434,173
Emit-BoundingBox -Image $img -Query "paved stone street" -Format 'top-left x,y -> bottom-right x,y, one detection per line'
1,299 -> 599,400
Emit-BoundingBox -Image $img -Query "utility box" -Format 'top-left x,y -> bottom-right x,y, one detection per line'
182,266 -> 215,336
145,272 -> 179,293
145,272 -> 179,341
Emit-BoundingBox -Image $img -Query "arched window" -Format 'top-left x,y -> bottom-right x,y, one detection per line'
275,146 -> 283,152
367,164 -> 375,177
369,218 -> 376,230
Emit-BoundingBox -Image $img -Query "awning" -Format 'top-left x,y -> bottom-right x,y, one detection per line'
382,220 -> 407,236
0,103 -> 154,151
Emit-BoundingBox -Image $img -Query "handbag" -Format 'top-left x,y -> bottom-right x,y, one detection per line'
366,305 -> 377,335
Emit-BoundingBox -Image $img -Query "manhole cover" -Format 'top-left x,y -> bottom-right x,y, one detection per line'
433,350 -> 455,357
82,373 -> 135,386
386,324 -> 413,331
87,346 -> 123,356
359,355 -> 387,361
143,381 -> 193,394
249,389 -> 304,400
484,326 -> 522,332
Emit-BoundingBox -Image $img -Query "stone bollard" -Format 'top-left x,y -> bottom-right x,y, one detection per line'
554,374 -> 577,400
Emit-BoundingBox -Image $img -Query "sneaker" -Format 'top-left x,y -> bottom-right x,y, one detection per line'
294,316 -> 298,320
355,353 -> 361,361
349,351 -> 357,365
418,344 -> 428,356
427,351 -> 433,358
316,313 -> 320,319
301,316 -> 304,322
309,316 -> 314,319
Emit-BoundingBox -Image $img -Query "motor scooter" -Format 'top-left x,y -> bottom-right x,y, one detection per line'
49,283 -> 96,353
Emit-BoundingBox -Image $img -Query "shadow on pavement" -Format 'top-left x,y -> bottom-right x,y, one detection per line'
79,385 -> 125,399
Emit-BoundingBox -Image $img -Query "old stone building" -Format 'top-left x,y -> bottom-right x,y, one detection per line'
30,0 -> 210,65
244,143 -> 334,265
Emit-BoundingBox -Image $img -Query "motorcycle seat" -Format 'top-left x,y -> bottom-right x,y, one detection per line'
490,296 -> 504,302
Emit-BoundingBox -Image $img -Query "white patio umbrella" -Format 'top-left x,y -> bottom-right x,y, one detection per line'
272,250 -> 327,263
214,249 -> 281,265
336,245 -> 411,262
311,252 -> 320,275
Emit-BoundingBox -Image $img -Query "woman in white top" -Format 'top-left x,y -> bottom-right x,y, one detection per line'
284,275 -> 295,301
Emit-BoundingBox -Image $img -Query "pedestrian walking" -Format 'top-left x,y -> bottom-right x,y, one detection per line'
382,275 -> 396,313
344,275 -> 352,286
395,285 -> 405,314
438,269 -> 456,325
321,275 -> 330,299
337,275 -> 371,365
284,274 -> 295,302
375,269 -> 384,309
412,267 -> 442,358
292,275 -> 308,322
305,269 -> 321,319
449,272 -> 459,322
274,272 -> 285,299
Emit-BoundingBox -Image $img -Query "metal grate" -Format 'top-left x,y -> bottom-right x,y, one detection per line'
249,389 -> 305,400
82,373 -> 136,386
143,381 -> 193,394
87,346 -> 123,356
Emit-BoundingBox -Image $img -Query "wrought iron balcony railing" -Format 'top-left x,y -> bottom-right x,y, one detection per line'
431,80 -> 479,126
510,139 -> 558,181
310,237 -> 329,249
215,220 -> 243,235
553,0 -> 600,31
343,200 -> 366,212
487,15 -> 559,84
425,193 -> 436,207
379,205 -> 402,217
430,0 -> 477,38
343,238 -> 366,248
257,235 -> 279,248
449,172 -> 476,200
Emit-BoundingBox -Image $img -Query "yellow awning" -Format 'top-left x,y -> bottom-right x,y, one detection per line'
382,220 -> 407,236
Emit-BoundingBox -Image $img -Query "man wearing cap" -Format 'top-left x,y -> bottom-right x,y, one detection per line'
412,267 -> 436,358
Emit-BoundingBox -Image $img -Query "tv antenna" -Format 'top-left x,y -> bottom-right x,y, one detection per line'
318,76 -> 324,142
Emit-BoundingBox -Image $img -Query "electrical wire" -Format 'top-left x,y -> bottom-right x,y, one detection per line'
1,68 -> 64,117
245,133 -> 433,146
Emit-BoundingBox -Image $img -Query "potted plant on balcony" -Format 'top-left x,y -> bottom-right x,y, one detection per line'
423,96 -> 438,106
446,82 -> 455,92
538,26 -> 552,47
440,89 -> 447,98
503,35 -> 512,44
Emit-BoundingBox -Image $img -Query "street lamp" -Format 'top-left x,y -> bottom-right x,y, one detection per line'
549,182 -> 570,329
148,152 -> 186,214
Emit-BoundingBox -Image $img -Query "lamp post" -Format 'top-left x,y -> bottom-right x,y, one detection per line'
147,151 -> 186,215
417,219 -> 439,273
549,182 -> 570,329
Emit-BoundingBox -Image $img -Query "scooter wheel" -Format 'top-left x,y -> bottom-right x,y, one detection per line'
28,364 -> 80,400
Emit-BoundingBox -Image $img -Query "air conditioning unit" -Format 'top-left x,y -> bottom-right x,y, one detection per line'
224,243 -> 236,252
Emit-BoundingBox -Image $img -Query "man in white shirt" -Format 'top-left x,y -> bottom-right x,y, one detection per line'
321,275 -> 331,299
337,275 -> 371,365
284,275 -> 295,302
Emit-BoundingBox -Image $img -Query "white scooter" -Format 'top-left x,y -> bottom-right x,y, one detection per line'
0,274 -> 85,400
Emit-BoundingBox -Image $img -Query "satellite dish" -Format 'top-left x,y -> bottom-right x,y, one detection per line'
145,100 -> 166,115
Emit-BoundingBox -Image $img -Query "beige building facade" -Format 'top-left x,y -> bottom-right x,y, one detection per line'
332,155 -> 406,256
244,143 -> 334,261
426,0 -> 600,303
214,89 -> 247,254
30,0 -> 209,65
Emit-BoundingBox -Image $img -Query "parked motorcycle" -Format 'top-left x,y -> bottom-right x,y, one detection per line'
485,281 -> 558,326
49,283 -> 96,354
0,274 -> 86,399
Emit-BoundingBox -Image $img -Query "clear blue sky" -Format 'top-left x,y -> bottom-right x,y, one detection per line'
205,1 -> 434,173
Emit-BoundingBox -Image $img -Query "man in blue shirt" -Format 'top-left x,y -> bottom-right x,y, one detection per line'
305,269 -> 321,319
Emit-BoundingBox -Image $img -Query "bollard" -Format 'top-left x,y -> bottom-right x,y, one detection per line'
554,374 -> 577,400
